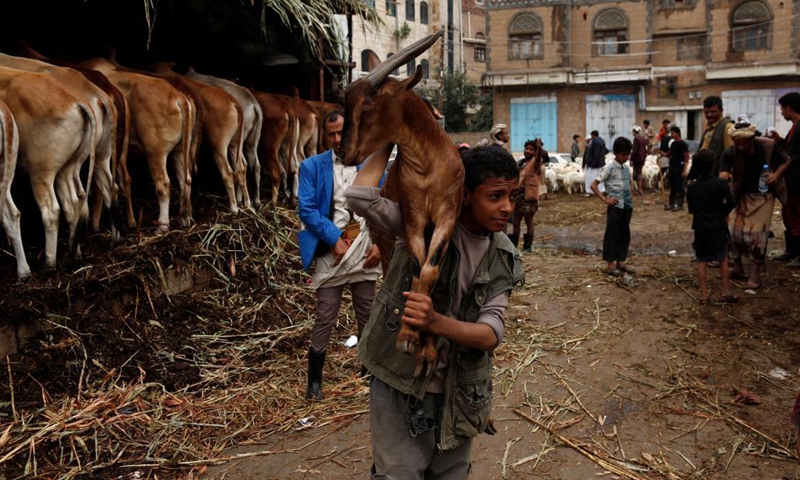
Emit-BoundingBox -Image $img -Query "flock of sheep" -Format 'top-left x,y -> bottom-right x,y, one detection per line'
543,153 -> 665,196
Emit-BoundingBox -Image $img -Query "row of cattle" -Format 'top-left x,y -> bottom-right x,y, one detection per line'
0,47 -> 336,281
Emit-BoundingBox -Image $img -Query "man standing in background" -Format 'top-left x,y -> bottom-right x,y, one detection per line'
583,130 -> 607,196
631,125 -> 649,196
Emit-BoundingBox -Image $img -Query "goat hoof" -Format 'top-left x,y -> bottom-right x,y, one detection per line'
395,338 -> 418,354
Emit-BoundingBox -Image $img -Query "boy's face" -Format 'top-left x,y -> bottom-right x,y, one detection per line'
615,152 -> 630,164
461,177 -> 518,235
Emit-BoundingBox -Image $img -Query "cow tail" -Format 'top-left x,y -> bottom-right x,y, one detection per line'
179,96 -> 193,190
232,103 -> 245,174
78,103 -> 97,223
0,103 -> 18,203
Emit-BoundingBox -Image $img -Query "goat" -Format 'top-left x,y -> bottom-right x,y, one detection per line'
339,31 -> 464,377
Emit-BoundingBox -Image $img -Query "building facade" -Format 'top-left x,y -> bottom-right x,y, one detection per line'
485,0 -> 799,154
350,0 -> 465,98
462,0 -> 489,84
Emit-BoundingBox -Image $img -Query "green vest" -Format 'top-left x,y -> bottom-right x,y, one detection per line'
358,228 -> 524,450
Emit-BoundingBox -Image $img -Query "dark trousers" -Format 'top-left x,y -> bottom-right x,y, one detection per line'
668,168 -> 685,206
310,281 -> 375,353
603,207 -> 633,263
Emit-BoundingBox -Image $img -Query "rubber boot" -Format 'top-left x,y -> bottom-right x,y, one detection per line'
775,233 -> 795,261
522,234 -> 533,253
788,237 -> 800,268
306,347 -> 325,400
508,234 -> 520,250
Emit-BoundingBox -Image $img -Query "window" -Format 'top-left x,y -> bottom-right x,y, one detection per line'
677,36 -> 705,60
474,44 -> 486,62
406,59 -> 416,76
658,77 -> 678,98
363,0 -> 375,7
420,2 -> 428,25
421,59 -> 429,79
508,13 -> 543,60
360,50 -> 374,72
732,1 -> 771,51
386,0 -> 396,16
593,9 -> 629,55
406,0 -> 415,21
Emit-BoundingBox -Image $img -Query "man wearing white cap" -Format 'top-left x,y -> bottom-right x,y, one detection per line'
488,123 -> 509,148
719,121 -> 792,289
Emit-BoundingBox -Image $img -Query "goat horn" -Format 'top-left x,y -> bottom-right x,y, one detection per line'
366,29 -> 444,89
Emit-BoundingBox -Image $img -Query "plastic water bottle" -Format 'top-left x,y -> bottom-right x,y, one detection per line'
758,164 -> 769,194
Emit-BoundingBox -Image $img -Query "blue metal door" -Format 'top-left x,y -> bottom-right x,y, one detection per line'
510,97 -> 557,153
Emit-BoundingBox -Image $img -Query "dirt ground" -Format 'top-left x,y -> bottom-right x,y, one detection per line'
3,188 -> 800,480
201,191 -> 800,480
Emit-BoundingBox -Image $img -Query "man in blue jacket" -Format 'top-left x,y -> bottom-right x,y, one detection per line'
297,111 -> 382,400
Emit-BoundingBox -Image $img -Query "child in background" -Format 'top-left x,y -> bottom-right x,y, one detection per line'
686,149 -> 738,303
592,137 -> 635,276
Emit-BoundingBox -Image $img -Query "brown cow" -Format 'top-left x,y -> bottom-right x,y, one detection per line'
250,90 -> 296,205
0,67 -> 98,269
339,31 -> 463,377
13,46 -> 133,231
0,53 -> 119,235
83,58 -> 194,230
151,62 -> 246,213
0,99 -> 29,280
184,68 -> 261,207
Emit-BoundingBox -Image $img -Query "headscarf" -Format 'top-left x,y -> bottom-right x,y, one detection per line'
728,122 -> 757,140
632,125 -> 641,134
490,123 -> 508,139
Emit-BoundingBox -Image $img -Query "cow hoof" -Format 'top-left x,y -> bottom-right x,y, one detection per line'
230,205 -> 240,214
157,223 -> 170,232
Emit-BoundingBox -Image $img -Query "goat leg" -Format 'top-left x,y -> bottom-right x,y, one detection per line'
413,332 -> 438,378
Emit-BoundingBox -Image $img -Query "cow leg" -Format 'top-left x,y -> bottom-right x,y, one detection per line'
2,193 -> 30,280
214,141 -> 238,213
29,175 -> 61,269
90,143 -> 115,232
245,122 -> 261,207
147,153 -> 171,231
118,149 -> 135,228
55,167 -> 84,261
168,149 -> 193,228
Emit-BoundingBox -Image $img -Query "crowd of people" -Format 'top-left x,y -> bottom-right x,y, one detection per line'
292,91 -> 800,478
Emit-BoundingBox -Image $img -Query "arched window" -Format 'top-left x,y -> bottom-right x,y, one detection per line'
421,59 -> 429,79
406,0 -> 415,21
420,2 -> 428,25
475,32 -> 485,40
732,1 -> 771,51
406,59 -> 416,76
508,13 -> 543,60
593,8 -> 628,55
361,49 -> 375,73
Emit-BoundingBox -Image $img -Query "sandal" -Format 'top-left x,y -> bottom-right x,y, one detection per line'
745,281 -> 761,290
718,294 -> 740,304
617,264 -> 636,274
605,268 -> 624,277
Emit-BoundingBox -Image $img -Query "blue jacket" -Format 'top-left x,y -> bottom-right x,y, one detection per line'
297,150 -> 383,271
298,150 -> 340,271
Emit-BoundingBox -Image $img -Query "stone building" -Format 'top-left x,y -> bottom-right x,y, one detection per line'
462,0 -> 489,84
350,0 -> 465,99
484,0 -> 799,154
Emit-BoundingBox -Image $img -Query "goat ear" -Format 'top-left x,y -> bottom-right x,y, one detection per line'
387,66 -> 424,95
